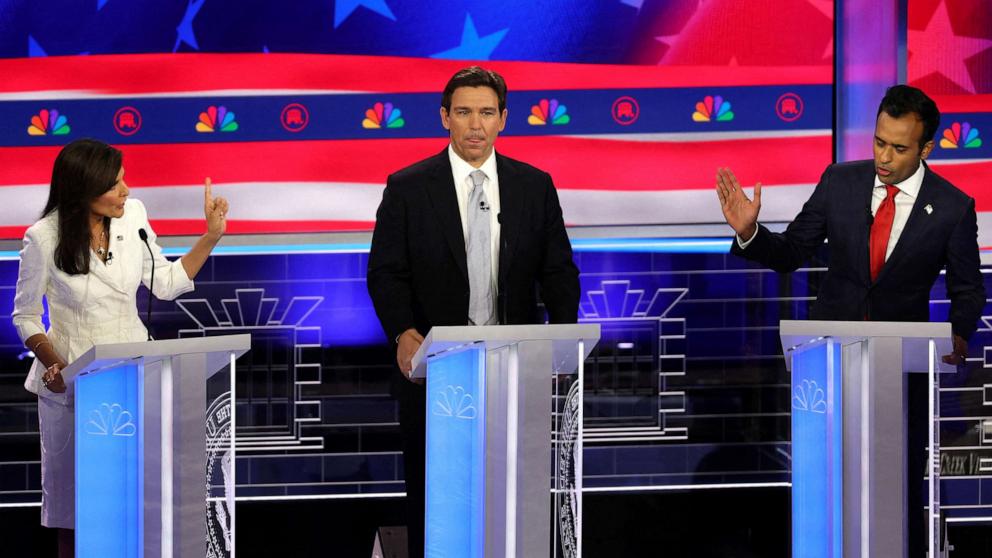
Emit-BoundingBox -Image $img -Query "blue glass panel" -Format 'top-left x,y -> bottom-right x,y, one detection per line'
425,347 -> 486,558
75,363 -> 142,558
791,340 -> 842,558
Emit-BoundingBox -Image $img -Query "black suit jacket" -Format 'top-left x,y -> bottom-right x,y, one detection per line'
732,159 -> 985,339
367,149 -> 580,342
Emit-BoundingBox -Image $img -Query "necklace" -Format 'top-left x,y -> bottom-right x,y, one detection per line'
93,228 -> 108,260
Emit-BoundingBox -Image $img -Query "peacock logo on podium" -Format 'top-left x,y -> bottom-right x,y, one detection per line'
84,403 -> 137,437
433,385 -> 477,420
792,379 -> 827,414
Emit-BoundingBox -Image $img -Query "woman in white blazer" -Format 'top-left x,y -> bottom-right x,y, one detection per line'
11,138 -> 229,557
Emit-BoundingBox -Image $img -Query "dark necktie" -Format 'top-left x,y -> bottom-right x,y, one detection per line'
869,185 -> 900,281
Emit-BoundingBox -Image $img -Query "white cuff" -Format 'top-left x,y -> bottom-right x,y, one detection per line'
735,223 -> 759,250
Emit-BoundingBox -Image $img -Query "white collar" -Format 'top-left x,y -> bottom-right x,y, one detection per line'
874,160 -> 925,198
448,144 -> 497,186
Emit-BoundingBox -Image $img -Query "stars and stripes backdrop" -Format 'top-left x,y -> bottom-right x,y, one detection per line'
0,0 -> 840,239
908,0 -> 992,247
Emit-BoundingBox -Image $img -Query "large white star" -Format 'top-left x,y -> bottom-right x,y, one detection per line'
908,0 -> 992,93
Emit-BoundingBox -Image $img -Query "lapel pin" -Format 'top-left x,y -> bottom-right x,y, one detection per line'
116,235 -> 124,241
924,204 -> 933,215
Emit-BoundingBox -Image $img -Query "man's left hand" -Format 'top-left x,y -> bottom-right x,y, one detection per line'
941,334 -> 969,366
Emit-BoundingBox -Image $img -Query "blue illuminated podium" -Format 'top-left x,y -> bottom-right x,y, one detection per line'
780,320 -> 952,558
61,334 -> 250,558
411,324 -> 600,558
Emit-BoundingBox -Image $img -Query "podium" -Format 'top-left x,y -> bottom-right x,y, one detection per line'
779,320 -> 953,558
410,324 -> 600,558
61,334 -> 251,558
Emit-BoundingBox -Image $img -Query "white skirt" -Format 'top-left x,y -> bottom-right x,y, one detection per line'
38,395 -> 74,529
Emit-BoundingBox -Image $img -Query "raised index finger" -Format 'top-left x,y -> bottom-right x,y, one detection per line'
204,177 -> 212,204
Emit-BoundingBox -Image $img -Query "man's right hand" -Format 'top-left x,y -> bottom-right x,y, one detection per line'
715,167 -> 761,242
396,328 -> 425,384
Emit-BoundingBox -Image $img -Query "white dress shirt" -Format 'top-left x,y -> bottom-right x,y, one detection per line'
448,144 -> 500,294
737,162 -> 925,260
870,161 -> 924,260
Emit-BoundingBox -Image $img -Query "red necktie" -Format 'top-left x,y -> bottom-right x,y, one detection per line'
869,185 -> 900,281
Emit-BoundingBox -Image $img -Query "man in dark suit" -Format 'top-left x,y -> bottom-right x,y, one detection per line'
716,84 -> 986,557
367,66 -> 580,557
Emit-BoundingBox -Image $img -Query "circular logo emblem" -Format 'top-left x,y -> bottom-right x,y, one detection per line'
113,106 -> 142,136
206,392 -> 233,558
611,96 -> 640,126
280,103 -> 310,132
775,92 -> 804,122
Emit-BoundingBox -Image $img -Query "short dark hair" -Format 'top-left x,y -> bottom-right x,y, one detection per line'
877,84 -> 940,147
42,138 -> 122,275
441,66 -> 507,113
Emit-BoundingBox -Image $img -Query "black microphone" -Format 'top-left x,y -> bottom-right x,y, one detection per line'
106,251 -> 114,265
866,206 -> 874,227
138,228 -> 155,341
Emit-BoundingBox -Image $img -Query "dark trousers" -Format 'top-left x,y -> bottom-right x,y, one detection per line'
397,379 -> 427,558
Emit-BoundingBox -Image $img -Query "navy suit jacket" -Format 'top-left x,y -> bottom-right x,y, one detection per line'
732,159 -> 985,339
367,148 -> 580,343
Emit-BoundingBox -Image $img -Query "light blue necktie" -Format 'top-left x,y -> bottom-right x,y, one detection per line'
467,169 -> 493,326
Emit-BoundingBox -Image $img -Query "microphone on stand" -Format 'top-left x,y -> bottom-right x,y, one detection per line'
138,228 -> 155,341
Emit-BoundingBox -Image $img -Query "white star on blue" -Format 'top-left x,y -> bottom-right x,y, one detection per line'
173,0 -> 206,52
431,14 -> 508,60
334,0 -> 395,28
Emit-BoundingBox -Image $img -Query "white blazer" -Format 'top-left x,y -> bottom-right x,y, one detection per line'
12,198 -> 195,404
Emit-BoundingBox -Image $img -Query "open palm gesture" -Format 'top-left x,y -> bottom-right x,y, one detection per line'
715,167 -> 761,241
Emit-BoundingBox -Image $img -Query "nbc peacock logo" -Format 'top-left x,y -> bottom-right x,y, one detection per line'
692,95 -> 734,122
27,109 -> 70,136
528,99 -> 570,126
196,106 -> 239,133
362,102 -> 405,129
939,122 -> 982,149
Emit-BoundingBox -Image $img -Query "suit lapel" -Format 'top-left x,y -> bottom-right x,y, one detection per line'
425,150 -> 469,282
858,173 -> 875,286
496,154 -> 522,287
874,165 -> 936,284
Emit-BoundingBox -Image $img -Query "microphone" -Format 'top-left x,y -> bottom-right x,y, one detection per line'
866,205 -> 874,227
138,228 -> 155,341
106,251 -> 114,265
480,200 -> 490,212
